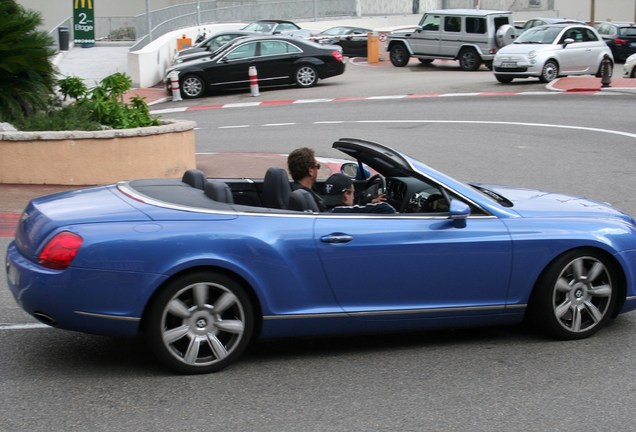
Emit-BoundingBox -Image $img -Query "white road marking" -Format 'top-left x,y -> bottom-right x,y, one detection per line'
0,323 -> 51,330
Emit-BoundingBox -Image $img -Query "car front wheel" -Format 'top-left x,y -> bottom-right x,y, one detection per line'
389,44 -> 409,67
529,249 -> 618,340
294,64 -> 318,88
144,272 -> 255,374
495,74 -> 514,83
180,74 -> 205,98
539,60 -> 558,83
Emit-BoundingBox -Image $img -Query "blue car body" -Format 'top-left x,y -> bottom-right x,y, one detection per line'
6,138 -> 636,372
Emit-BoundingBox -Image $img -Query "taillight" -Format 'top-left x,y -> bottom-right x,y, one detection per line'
38,231 -> 83,270
614,37 -> 628,46
332,50 -> 343,62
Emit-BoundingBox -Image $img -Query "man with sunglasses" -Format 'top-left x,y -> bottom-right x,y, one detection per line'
287,147 -> 326,211
323,173 -> 396,214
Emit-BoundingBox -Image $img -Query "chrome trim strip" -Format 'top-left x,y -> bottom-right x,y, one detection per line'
263,304 -> 526,320
626,296 -> 636,302
116,182 -> 497,220
74,311 -> 141,322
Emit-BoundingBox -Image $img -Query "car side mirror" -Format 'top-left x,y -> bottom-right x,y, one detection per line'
563,37 -> 575,46
449,199 -> 470,227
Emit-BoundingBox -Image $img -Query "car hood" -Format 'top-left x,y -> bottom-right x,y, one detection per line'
476,183 -> 635,223
496,42 -> 554,55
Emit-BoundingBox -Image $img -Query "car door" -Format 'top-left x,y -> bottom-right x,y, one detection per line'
557,27 -> 598,74
314,213 -> 512,320
254,40 -> 302,83
410,13 -> 441,55
204,41 -> 259,89
440,16 -> 462,57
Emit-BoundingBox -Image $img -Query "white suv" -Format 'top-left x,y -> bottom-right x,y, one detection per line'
387,9 -> 516,71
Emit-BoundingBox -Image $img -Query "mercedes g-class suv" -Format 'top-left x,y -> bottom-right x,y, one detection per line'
387,9 -> 516,71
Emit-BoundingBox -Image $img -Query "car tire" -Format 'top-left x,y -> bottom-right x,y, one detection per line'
389,44 -> 409,67
144,271 -> 255,374
528,249 -> 618,340
458,48 -> 481,71
294,64 -> 318,88
495,74 -> 514,83
180,74 -> 205,98
539,60 -> 558,83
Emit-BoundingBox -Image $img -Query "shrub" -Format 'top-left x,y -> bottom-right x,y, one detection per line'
0,0 -> 56,123
58,72 -> 161,129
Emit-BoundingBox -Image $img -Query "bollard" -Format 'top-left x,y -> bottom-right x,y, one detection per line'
249,66 -> 259,96
367,32 -> 379,63
601,54 -> 612,88
168,71 -> 182,101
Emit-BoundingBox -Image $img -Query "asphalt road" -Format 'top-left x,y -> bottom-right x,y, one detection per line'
2,61 -> 636,431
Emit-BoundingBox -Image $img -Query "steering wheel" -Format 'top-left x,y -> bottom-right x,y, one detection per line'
360,174 -> 386,204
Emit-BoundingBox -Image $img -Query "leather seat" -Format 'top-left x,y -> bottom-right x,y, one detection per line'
204,180 -> 234,203
182,169 -> 206,189
289,189 -> 319,212
262,167 -> 291,209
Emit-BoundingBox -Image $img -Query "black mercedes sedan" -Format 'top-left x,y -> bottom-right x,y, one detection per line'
165,35 -> 346,98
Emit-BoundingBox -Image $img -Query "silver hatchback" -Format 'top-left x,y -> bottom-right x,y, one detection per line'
493,24 -> 613,83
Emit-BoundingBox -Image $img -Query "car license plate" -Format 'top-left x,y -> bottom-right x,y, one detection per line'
7,261 -> 20,286
500,61 -> 517,68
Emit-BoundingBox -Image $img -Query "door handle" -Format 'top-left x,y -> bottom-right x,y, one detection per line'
320,234 -> 353,244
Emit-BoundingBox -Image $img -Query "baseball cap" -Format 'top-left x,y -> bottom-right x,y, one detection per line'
323,173 -> 353,207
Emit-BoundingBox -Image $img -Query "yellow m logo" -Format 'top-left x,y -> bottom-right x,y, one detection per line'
74,0 -> 93,8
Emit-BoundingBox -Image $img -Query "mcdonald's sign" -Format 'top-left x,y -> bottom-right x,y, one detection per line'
73,0 -> 95,45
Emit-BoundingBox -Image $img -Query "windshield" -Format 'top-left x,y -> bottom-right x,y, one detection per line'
515,26 -> 562,44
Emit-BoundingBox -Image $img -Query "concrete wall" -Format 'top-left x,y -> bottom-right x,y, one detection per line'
0,120 -> 196,185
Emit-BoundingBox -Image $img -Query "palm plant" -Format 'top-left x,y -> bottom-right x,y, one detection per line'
0,0 -> 56,123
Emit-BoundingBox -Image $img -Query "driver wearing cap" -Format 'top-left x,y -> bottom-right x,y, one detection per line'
324,173 -> 396,214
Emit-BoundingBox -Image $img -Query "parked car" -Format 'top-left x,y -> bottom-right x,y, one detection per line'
517,17 -> 585,34
164,35 -> 345,98
173,30 -> 255,64
624,53 -> 636,77
387,9 -> 517,71
595,21 -> 636,63
7,137 -> 636,374
493,24 -> 613,83
315,26 -> 372,57
241,19 -> 311,39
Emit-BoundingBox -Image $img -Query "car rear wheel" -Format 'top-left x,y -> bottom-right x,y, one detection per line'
389,44 -> 409,67
495,74 -> 514,83
529,249 -> 617,340
294,64 -> 318,87
458,48 -> 481,71
539,60 -> 558,83
144,271 -> 255,374
180,74 -> 205,98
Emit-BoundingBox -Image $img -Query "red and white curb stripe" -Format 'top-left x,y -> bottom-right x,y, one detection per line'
150,90 -> 608,115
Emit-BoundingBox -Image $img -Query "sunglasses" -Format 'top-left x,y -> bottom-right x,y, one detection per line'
311,163 -> 321,170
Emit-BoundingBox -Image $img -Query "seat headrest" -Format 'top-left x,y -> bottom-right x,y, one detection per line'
204,180 -> 234,203
182,169 -> 206,190
262,167 -> 291,209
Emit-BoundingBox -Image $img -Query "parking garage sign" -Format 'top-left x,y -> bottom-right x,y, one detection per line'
73,0 -> 95,45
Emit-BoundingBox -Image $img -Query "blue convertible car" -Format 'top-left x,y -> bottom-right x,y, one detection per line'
6,138 -> 636,374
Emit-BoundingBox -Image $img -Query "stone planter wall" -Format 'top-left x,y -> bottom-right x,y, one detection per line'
0,119 -> 197,185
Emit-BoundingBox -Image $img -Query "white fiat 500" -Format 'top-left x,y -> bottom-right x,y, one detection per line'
493,23 -> 613,83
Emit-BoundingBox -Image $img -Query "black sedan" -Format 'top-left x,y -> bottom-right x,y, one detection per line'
165,35 -> 346,98
596,21 -> 636,63
316,26 -> 372,57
